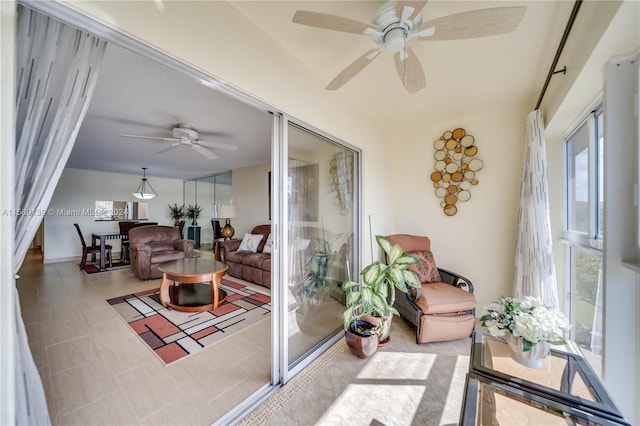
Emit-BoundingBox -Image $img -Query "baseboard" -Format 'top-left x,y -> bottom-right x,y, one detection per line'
44,251 -> 123,264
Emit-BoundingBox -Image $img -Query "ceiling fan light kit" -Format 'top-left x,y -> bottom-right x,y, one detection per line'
132,167 -> 157,200
292,1 -> 526,94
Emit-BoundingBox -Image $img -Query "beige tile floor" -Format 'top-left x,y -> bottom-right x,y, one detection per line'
18,249 -> 475,426
17,250 -> 271,425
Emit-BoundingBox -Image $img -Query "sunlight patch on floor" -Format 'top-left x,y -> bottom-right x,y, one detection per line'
439,355 -> 469,426
356,351 -> 437,380
316,384 -> 426,426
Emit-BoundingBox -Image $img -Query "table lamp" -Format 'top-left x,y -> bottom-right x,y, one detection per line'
215,205 -> 237,240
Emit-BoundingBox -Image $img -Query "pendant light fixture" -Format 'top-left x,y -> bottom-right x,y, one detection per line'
132,167 -> 157,200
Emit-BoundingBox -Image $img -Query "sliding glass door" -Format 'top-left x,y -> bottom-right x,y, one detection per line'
283,122 -> 359,369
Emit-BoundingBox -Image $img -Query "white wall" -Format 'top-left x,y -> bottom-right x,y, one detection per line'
390,105 -> 529,311
601,53 -> 639,423
44,168 -> 183,262
231,163 -> 271,237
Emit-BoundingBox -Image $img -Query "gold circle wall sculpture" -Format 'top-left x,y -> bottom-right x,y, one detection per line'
432,128 -> 483,216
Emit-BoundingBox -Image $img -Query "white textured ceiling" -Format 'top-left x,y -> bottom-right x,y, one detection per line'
67,1 -> 573,180
229,1 -> 572,128
66,44 -> 273,180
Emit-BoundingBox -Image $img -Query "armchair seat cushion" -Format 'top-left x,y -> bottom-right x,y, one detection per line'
151,250 -> 185,264
148,242 -> 176,252
242,253 -> 270,269
225,251 -> 245,264
416,282 -> 477,315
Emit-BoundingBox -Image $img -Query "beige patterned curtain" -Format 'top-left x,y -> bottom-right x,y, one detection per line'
513,110 -> 559,308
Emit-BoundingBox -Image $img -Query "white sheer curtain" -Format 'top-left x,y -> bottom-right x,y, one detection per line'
513,109 -> 559,308
13,6 -> 106,424
14,6 -> 106,271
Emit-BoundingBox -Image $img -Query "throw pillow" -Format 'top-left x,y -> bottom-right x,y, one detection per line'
262,233 -> 273,254
238,233 -> 263,253
408,250 -> 441,283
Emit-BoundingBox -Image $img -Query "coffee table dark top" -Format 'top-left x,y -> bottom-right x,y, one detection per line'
158,257 -> 226,276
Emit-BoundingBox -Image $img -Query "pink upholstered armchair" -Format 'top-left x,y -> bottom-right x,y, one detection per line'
387,234 -> 476,344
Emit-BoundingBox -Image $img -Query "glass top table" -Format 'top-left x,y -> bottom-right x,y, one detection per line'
460,330 -> 629,425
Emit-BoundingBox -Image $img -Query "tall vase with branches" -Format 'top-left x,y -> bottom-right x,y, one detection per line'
168,203 -> 185,226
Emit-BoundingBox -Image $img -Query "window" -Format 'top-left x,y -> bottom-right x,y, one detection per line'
566,123 -> 590,234
564,108 -> 604,375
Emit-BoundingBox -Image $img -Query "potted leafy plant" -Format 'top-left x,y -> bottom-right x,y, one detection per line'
186,203 -> 202,226
168,203 -> 185,225
341,235 -> 420,357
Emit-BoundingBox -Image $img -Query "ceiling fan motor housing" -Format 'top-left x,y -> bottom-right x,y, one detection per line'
372,2 -> 423,52
172,124 -> 198,140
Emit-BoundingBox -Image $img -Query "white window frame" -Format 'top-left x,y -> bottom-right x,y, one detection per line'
563,104 -> 604,253
562,102 -> 604,351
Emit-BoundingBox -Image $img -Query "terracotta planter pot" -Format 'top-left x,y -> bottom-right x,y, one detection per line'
377,335 -> 391,348
345,320 -> 378,358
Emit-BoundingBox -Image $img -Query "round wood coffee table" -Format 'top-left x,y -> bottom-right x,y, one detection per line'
158,258 -> 228,312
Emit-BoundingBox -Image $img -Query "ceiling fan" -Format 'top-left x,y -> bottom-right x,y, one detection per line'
292,1 -> 526,94
121,123 -> 238,160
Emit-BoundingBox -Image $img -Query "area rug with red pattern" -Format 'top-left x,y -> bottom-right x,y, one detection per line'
106,278 -> 271,365
83,260 -> 130,274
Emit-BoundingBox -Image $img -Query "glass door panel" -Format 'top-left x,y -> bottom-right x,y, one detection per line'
286,123 -> 358,367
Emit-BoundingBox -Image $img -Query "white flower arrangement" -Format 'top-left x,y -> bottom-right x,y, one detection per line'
480,296 -> 571,351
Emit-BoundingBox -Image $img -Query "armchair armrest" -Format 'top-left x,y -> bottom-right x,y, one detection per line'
174,239 -> 195,251
438,267 -> 474,293
220,239 -> 241,252
220,239 -> 242,259
174,239 -> 195,258
129,242 -> 151,255
394,287 -> 423,329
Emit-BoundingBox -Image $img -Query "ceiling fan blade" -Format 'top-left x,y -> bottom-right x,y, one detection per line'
326,49 -> 381,91
190,144 -> 218,160
396,1 -> 428,21
121,134 -> 178,142
195,140 -> 238,151
419,6 -> 526,41
394,47 -> 426,94
293,10 -> 379,35
155,142 -> 180,154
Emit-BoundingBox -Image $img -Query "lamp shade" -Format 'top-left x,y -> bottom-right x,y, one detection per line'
132,167 -> 157,200
215,204 -> 237,219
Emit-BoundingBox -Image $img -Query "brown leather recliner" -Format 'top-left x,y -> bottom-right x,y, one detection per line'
129,225 -> 195,279
387,234 -> 476,344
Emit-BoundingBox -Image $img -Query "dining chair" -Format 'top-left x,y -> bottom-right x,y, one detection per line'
118,221 -> 159,264
74,223 -> 112,269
